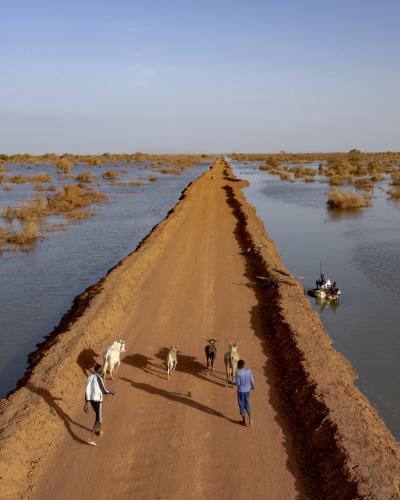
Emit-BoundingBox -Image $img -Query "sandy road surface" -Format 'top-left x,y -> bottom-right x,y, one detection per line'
32,162 -> 306,499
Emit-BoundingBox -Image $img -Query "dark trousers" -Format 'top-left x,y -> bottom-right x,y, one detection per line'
237,391 -> 251,416
90,401 -> 103,425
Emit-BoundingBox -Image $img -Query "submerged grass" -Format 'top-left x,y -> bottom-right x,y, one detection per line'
6,173 -> 52,184
75,172 -> 95,183
7,220 -> 40,245
48,185 -> 107,213
388,186 -> 400,199
354,178 -> 373,191
102,170 -> 119,180
0,226 -> 5,249
2,186 -> 107,248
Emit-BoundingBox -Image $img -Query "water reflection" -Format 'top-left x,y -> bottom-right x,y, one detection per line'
325,208 -> 365,223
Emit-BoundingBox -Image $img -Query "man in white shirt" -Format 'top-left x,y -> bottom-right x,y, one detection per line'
84,364 -> 115,446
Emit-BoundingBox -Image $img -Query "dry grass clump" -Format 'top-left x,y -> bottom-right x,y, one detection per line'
0,226 -> 5,248
48,185 -> 107,213
129,180 -> 143,186
3,195 -> 48,221
75,171 -> 95,182
3,185 -> 13,191
55,158 -> 74,173
148,175 -> 158,182
388,186 -> 400,199
7,175 -> 30,184
329,176 -> 346,186
158,167 -> 181,175
33,184 -> 57,192
66,210 -> 95,221
150,154 -> 212,173
260,156 -> 280,171
370,173 -> 385,182
102,170 -> 119,180
279,171 -> 294,181
354,177 -> 373,191
327,188 -> 371,209
111,181 -> 129,187
7,220 -> 39,245
32,173 -> 52,182
390,171 -> 400,186
293,166 -> 317,178
85,156 -> 103,166
303,176 -> 316,183
6,173 -> 52,184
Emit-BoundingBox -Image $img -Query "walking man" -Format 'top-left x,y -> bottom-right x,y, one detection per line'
232,359 -> 254,426
84,364 -> 115,446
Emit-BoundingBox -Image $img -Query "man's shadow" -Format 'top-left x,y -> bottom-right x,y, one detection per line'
27,383 -> 90,445
119,377 -> 240,425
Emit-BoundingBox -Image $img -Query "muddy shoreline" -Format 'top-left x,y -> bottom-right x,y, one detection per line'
0,159 -> 399,499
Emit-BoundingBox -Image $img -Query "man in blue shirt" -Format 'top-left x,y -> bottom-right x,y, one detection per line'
233,359 -> 254,426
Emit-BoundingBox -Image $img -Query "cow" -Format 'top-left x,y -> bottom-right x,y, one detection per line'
204,338 -> 217,371
102,340 -> 126,379
167,346 -> 178,379
224,342 -> 239,383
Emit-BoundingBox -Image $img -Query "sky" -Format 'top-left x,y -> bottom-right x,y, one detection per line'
0,0 -> 399,153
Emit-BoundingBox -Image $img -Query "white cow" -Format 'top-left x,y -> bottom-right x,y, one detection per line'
224,343 -> 240,383
102,340 -> 126,379
167,346 -> 178,379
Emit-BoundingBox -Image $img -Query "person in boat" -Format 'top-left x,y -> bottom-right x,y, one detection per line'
324,278 -> 332,289
330,281 -> 338,296
316,273 -> 325,289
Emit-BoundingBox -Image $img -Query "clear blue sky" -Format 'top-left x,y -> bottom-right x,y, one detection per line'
1,0 -> 399,153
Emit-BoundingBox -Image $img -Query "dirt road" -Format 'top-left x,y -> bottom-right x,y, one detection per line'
31,161 -> 306,499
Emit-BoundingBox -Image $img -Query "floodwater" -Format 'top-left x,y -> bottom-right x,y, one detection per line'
231,160 -> 400,440
0,161 -> 210,398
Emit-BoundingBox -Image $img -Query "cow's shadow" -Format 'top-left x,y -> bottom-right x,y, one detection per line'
123,350 -> 226,386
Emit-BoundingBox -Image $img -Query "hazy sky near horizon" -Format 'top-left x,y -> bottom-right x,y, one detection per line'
1,0 -> 399,153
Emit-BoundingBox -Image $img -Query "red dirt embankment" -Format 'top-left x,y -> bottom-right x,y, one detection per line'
0,158 -> 398,499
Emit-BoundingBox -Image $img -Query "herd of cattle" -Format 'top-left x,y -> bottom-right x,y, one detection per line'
101,338 -> 240,383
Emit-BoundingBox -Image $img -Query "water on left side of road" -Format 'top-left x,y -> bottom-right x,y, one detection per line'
0,162 -> 210,398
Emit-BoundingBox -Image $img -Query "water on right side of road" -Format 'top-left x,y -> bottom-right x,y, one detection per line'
231,160 -> 400,440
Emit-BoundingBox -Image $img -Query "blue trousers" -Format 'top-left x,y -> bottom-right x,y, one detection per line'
237,391 -> 251,416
